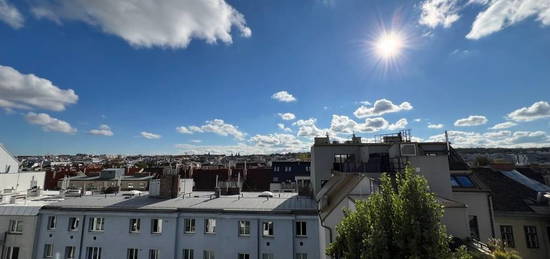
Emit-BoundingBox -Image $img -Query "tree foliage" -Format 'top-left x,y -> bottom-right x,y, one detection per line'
326,166 -> 453,259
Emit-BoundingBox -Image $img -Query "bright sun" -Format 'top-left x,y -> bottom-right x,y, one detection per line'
374,31 -> 404,59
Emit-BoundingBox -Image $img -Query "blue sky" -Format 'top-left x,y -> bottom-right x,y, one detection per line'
1,0 -> 549,155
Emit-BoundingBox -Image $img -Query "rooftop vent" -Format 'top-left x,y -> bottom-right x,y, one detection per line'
400,144 -> 417,157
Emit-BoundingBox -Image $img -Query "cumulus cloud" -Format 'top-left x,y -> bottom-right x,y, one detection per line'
277,123 -> 292,132
387,118 -> 408,131
278,112 -> 296,120
271,91 -> 296,102
294,118 -> 326,137
31,0 -> 251,48
0,65 -> 78,111
454,115 -> 488,127
177,119 -> 246,140
489,121 -> 517,130
428,123 -> 444,129
419,0 -> 550,39
419,0 -> 462,28
176,126 -> 193,134
353,99 -> 413,118
507,101 -> 550,122
428,130 -> 550,148
467,0 -> 550,39
25,112 -> 77,134
0,0 -> 24,29
141,131 -> 161,139
89,124 -> 113,136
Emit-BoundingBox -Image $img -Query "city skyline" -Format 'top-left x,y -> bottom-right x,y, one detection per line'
1,0 -> 550,155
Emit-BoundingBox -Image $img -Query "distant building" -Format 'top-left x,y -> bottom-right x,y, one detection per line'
35,192 -> 320,259
58,168 -> 154,192
270,161 -> 311,194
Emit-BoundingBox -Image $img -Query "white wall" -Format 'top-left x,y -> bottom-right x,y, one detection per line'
0,145 -> 19,174
452,191 -> 494,242
0,214 -> 39,259
0,171 -> 45,193
495,215 -> 550,259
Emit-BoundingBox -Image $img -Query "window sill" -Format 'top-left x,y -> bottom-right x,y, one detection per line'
184,232 -> 196,234
7,232 -> 22,235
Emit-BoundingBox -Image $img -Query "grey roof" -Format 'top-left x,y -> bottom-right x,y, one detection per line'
67,175 -> 154,181
0,206 -> 41,216
43,192 -> 317,214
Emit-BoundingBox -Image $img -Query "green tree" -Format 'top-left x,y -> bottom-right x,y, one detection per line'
326,166 -> 453,259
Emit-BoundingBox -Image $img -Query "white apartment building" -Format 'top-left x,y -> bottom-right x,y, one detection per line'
35,192 -> 320,259
0,144 -> 45,194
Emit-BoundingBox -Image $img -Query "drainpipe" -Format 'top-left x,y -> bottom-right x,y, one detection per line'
174,212 -> 180,259
77,215 -> 87,259
31,213 -> 43,259
318,213 -> 333,259
487,195 -> 495,238
293,215 -> 297,259
257,219 -> 261,259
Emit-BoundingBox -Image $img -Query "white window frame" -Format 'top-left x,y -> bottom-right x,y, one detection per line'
183,249 -> 194,259
68,217 -> 79,231
89,217 -> 105,232
204,218 -> 216,234
129,218 -> 141,233
86,247 -> 102,259
65,246 -> 76,259
151,219 -> 163,234
44,244 -> 53,258
262,221 -> 274,237
149,249 -> 159,259
127,248 -> 138,259
47,216 -> 56,230
8,220 -> 23,233
296,221 -> 307,237
184,218 -> 196,233
4,247 -> 20,259
239,220 -> 250,236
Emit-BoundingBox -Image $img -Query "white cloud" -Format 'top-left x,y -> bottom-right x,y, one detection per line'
414,118 -> 422,122
427,130 -> 550,148
330,115 -> 359,134
89,124 -> 113,136
190,139 -> 202,143
467,0 -> 550,39
25,112 -> 77,134
271,91 -> 296,102
0,65 -> 78,111
249,133 -> 304,148
357,117 -> 390,132
428,123 -> 444,129
176,126 -> 192,134
353,98 -> 413,118
31,0 -> 251,48
489,121 -> 517,130
387,118 -> 408,131
294,118 -> 326,137
0,0 -> 23,29
277,123 -> 292,132
178,119 -> 245,140
419,0 -> 462,28
454,115 -> 488,127
507,101 -> 550,122
277,112 -> 296,120
141,131 -> 161,139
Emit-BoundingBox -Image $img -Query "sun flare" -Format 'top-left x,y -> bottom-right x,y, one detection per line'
374,31 -> 404,59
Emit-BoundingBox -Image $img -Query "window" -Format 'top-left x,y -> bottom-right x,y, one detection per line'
238,254 -> 250,259
86,247 -> 102,259
204,218 -> 216,234
4,247 -> 19,259
47,216 -> 56,230
296,221 -> 307,237
469,216 -> 480,240
525,226 -> 539,248
89,217 -> 104,232
127,248 -> 138,259
203,250 -> 215,259
65,246 -> 76,259
149,249 -> 159,259
44,244 -> 53,258
68,217 -> 79,231
261,254 -> 273,259
262,221 -> 274,237
500,225 -> 515,248
296,253 -> 307,259
239,220 -> 250,236
451,175 -> 475,188
274,166 -> 279,172
8,220 -> 23,233
183,249 -> 194,259
184,218 -> 195,233
130,218 -> 141,233
151,219 -> 163,234
285,166 -> 291,172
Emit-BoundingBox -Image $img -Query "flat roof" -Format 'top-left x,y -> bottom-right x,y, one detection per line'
43,192 -> 317,214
